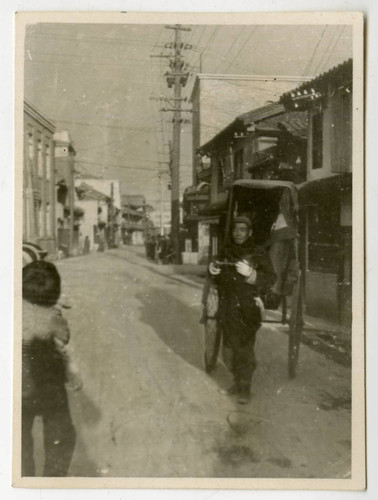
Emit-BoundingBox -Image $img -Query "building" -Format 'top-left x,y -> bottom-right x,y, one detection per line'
188,102 -> 308,261
149,200 -> 171,236
82,178 -> 121,210
120,194 -> 149,245
185,74 -> 309,262
54,130 -> 83,255
75,181 -> 110,253
189,59 -> 352,328
23,100 -> 56,254
190,73 -> 310,186
77,177 -> 122,248
281,59 -> 353,328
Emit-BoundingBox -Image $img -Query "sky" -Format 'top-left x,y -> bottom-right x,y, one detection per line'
23,22 -> 352,209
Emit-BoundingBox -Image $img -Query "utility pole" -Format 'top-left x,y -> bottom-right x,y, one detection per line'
151,24 -> 192,264
109,182 -> 114,248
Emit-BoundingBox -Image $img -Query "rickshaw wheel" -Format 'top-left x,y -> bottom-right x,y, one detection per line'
204,318 -> 221,373
288,270 -> 303,379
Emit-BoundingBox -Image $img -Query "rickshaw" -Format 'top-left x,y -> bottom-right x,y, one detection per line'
202,179 -> 303,379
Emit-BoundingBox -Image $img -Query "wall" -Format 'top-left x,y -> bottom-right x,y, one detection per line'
304,83 -> 353,328
75,199 -> 98,251
191,75 -> 307,186
307,90 -> 352,181
305,271 -> 338,321
84,179 -> 121,209
23,103 -> 56,254
196,76 -> 300,147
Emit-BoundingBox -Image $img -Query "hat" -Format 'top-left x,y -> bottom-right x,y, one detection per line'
233,216 -> 252,229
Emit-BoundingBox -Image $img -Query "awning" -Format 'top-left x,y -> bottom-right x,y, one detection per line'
298,173 -> 352,204
64,206 -> 85,217
198,200 -> 228,217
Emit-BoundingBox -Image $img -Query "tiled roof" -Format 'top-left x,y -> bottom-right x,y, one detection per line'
75,182 -> 110,202
280,59 -> 352,102
121,194 -> 146,208
256,111 -> 308,139
122,206 -> 144,217
199,102 -> 308,153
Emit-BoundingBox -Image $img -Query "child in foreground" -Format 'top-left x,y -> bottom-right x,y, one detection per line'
22,260 -> 82,477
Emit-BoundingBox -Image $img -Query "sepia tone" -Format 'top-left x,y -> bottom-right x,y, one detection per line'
13,11 -> 365,490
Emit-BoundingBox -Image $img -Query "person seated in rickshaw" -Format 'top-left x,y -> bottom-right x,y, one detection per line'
264,189 -> 298,309
208,216 -> 275,404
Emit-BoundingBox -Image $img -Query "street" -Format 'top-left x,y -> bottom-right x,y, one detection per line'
32,247 -> 351,479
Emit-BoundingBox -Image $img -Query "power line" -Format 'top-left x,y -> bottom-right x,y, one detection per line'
75,159 -> 192,171
186,25 -> 207,66
214,26 -> 246,73
222,27 -> 258,74
303,26 -> 328,77
25,58 -> 152,68
311,26 -> 340,76
54,119 -> 157,132
27,30 -> 160,47
318,26 -> 346,75
25,51 -> 152,63
198,26 -> 220,72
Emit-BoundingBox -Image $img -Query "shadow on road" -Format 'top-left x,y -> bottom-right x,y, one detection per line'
68,390 -> 103,476
136,287 -> 205,371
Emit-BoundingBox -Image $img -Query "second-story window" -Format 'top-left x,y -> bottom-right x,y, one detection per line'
37,140 -> 43,178
28,133 -> 34,161
234,149 -> 244,179
312,110 -> 323,170
217,159 -> 224,190
45,144 -> 51,180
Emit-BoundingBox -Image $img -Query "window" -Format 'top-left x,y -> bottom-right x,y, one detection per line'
234,149 -> 244,179
35,200 -> 42,237
217,159 -> 224,190
312,111 -> 323,170
307,200 -> 340,273
46,202 -> 51,236
28,133 -> 34,160
37,140 -> 43,177
46,144 -> 51,180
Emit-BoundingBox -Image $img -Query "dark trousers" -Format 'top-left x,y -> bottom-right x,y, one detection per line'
22,390 -> 76,477
220,298 -> 261,390
223,335 -> 258,390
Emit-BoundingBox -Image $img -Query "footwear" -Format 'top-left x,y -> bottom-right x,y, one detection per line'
237,392 -> 251,404
219,383 -> 240,396
237,384 -> 251,404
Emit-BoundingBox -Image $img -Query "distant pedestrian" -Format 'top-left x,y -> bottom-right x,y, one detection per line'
83,236 -> 90,255
22,261 -> 83,476
150,232 -> 157,261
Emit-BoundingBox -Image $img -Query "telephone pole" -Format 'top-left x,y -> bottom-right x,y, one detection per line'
151,24 -> 191,264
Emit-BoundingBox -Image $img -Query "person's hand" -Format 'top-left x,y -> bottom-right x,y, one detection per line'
236,260 -> 256,280
66,365 -> 84,392
209,261 -> 221,275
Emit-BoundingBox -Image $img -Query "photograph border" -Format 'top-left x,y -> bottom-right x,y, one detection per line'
12,10 -> 365,490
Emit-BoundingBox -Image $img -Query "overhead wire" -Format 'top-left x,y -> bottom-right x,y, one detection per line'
75,159 -> 191,171
311,26 -> 341,76
303,26 -> 328,77
222,26 -> 258,74
27,30 -> 161,47
318,25 -> 347,75
214,26 -> 246,73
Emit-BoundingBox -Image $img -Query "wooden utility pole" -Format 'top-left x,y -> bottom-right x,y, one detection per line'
151,24 -> 191,264
166,25 -> 191,263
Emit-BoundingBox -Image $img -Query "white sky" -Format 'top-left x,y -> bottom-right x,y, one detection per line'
23,22 -> 352,209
